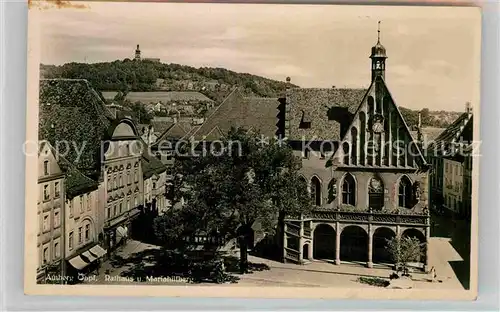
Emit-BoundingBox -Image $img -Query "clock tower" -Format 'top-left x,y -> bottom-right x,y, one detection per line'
370,21 -> 387,82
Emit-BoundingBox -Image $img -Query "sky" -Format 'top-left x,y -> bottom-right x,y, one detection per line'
37,2 -> 481,111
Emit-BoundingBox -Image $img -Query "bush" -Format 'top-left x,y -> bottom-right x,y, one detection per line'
357,276 -> 390,287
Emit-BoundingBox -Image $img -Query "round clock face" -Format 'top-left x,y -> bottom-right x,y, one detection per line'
373,122 -> 384,133
372,115 -> 384,133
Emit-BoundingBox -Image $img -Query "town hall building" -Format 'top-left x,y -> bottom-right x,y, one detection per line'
159,26 -> 432,270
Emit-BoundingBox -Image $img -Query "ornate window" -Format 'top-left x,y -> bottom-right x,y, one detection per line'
310,176 -> 321,206
342,173 -> 356,205
368,176 -> 384,210
327,178 -> 337,204
398,176 -> 413,208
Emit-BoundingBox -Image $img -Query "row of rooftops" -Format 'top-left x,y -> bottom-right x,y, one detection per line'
38,79 -> 169,200
39,77 -> 473,189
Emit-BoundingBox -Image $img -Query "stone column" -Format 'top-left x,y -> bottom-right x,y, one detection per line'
367,225 -> 373,268
424,225 -> 431,272
335,222 -> 341,265
282,223 -> 288,263
308,239 -> 313,260
299,221 -> 304,263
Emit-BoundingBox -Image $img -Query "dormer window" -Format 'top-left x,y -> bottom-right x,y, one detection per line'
299,110 -> 311,129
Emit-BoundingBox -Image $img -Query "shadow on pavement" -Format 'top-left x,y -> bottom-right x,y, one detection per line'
449,260 -> 470,290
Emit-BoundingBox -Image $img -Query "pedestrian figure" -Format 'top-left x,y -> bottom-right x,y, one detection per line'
429,266 -> 437,282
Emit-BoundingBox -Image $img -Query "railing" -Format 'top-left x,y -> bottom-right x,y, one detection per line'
287,209 -> 428,226
303,228 -> 312,238
284,247 -> 300,262
285,223 -> 300,236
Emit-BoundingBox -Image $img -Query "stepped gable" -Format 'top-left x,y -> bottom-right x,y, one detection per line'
39,79 -> 114,179
190,88 -> 280,140
287,87 -> 367,141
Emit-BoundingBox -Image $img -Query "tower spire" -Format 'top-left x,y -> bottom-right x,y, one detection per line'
377,21 -> 381,43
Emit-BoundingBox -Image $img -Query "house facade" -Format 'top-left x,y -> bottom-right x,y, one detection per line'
100,118 -> 144,252
427,104 -> 473,218
37,142 -> 65,283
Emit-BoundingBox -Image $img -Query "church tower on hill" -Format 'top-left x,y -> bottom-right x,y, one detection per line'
135,44 -> 141,61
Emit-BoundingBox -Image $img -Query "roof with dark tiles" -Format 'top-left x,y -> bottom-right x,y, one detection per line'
427,113 -> 473,155
42,141 -> 99,200
39,79 -> 114,179
287,88 -> 367,141
189,88 -> 280,140
139,139 -> 168,179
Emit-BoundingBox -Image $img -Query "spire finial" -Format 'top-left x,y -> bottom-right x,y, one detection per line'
377,21 -> 381,43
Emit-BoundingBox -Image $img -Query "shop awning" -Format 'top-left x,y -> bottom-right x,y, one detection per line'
82,251 -> 97,263
89,245 -> 107,258
116,226 -> 128,239
68,256 -> 90,270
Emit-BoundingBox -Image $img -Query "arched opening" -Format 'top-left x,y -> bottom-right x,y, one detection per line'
327,178 -> 337,204
402,229 -> 426,264
350,127 -> 358,165
342,173 -> 356,205
302,244 -> 310,261
359,112 -> 366,165
367,96 -> 375,115
340,226 -> 368,262
398,176 -> 413,208
342,142 -> 350,165
310,176 -> 321,206
313,224 -> 336,260
373,227 -> 396,264
368,176 -> 384,210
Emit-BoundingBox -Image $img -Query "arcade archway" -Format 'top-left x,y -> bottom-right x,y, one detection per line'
372,227 -> 396,264
340,226 -> 368,262
313,224 -> 336,260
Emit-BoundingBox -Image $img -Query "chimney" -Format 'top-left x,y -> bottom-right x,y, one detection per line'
148,125 -> 154,145
108,104 -> 117,119
465,102 -> 472,116
417,110 -> 422,142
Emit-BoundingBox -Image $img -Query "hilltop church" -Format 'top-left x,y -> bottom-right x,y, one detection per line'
155,25 -> 432,270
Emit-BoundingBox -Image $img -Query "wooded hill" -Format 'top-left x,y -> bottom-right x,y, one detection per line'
40,60 -> 462,129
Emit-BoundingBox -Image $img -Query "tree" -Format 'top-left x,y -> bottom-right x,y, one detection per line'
386,236 -> 425,275
154,127 -> 312,273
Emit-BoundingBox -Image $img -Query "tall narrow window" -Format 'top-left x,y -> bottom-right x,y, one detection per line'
43,247 -> 49,264
43,160 -> 49,176
43,185 -> 49,200
78,227 -> 82,243
359,112 -> 366,165
54,242 -> 60,258
310,177 -> 321,206
54,182 -> 60,198
85,224 -> 90,241
350,127 -> 358,165
79,196 -> 84,213
368,176 -> 384,210
342,173 -> 356,205
342,142 -> 350,165
327,178 -> 337,204
398,176 -> 413,208
69,231 -> 74,250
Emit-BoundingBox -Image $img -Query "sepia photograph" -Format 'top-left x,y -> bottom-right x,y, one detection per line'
25,1 -> 480,300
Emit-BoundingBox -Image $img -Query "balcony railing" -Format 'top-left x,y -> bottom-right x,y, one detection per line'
285,209 -> 428,226
284,247 -> 300,262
